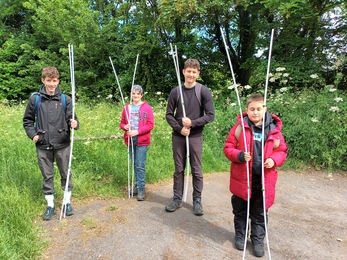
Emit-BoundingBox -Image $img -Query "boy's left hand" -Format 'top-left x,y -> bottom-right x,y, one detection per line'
70,119 -> 78,129
264,158 -> 275,168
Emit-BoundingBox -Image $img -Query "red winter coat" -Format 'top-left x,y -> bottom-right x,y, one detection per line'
223,113 -> 287,210
120,102 -> 154,146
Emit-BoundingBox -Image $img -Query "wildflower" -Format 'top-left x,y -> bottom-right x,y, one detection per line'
106,94 -> 113,99
230,103 -> 237,107
97,95 -> 100,98
156,91 -> 162,95
280,80 -> 288,85
329,106 -> 340,112
269,77 -> 276,82
276,67 -> 286,72
334,97 -> 343,102
283,73 -> 290,77
311,118 -> 319,123
280,87 -> 288,92
310,74 -> 319,79
244,85 -> 251,90
329,88 -> 337,92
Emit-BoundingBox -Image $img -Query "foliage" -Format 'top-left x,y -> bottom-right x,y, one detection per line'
0,0 -> 346,100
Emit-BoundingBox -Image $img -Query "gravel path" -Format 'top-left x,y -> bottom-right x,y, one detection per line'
40,170 -> 347,260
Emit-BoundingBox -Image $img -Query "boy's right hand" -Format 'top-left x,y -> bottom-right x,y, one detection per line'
180,127 -> 190,136
244,152 -> 251,162
33,135 -> 39,143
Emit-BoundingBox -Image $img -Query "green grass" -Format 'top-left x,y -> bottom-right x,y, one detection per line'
1,87 -> 347,259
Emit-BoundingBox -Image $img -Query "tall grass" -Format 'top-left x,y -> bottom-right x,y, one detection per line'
1,86 -> 346,259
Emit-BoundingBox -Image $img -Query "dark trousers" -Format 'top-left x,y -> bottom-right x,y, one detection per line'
172,135 -> 203,200
36,146 -> 74,195
232,184 -> 267,245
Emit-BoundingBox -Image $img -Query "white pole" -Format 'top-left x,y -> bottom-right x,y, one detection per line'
169,44 -> 190,203
60,44 -> 76,220
220,27 -> 251,259
261,28 -> 275,260
129,54 -> 139,197
109,56 -> 133,198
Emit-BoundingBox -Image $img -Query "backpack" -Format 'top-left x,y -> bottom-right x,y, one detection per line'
31,92 -> 67,128
176,83 -> 202,107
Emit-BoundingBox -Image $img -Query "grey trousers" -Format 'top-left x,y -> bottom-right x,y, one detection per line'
36,146 -> 74,195
172,135 -> 203,200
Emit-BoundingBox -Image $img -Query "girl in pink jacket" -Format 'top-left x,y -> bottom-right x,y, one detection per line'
223,94 -> 287,257
120,85 -> 154,201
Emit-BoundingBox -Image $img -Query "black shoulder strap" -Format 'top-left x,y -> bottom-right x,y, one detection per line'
195,83 -> 202,106
30,92 -> 41,116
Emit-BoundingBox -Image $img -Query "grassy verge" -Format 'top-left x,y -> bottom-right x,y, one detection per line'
1,86 -> 346,259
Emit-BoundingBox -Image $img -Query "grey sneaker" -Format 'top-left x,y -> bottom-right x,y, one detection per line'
137,188 -> 145,201
165,196 -> 182,212
193,198 -> 204,216
43,206 -> 56,221
63,203 -> 74,216
253,244 -> 264,257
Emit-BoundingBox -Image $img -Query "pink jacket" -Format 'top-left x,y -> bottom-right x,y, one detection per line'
223,113 -> 287,209
120,102 -> 154,146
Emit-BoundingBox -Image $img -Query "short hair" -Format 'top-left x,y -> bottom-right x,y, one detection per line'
42,67 -> 60,79
246,94 -> 264,107
131,85 -> 143,94
184,59 -> 200,71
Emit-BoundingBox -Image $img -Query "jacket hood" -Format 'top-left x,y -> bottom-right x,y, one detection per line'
39,84 -> 63,99
238,112 -> 283,131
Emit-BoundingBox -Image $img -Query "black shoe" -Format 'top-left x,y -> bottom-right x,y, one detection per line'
63,203 -> 74,216
253,244 -> 264,257
193,198 -> 204,216
43,206 -> 56,221
235,238 -> 245,251
131,186 -> 138,196
137,188 -> 145,201
165,196 -> 182,212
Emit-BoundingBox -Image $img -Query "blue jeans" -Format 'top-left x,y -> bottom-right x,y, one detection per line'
129,137 -> 148,189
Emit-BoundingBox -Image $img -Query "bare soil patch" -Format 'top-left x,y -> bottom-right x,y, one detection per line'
40,170 -> 347,260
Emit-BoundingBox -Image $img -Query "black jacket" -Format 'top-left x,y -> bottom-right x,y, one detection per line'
23,85 -> 79,150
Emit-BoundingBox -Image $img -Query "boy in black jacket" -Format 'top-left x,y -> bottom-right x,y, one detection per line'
23,67 -> 79,221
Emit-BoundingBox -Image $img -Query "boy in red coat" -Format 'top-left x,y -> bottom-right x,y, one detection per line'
223,94 -> 287,257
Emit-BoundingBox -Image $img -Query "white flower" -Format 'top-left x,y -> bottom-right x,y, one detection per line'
329,88 -> 337,92
230,103 -> 237,107
311,118 -> 319,123
156,91 -> 162,95
329,106 -> 340,112
310,74 -> 319,79
280,87 -> 288,92
244,85 -> 251,90
334,97 -> 343,102
106,94 -> 113,99
283,73 -> 290,77
276,67 -> 286,72
280,80 -> 288,85
269,77 -> 276,82
97,95 -> 100,98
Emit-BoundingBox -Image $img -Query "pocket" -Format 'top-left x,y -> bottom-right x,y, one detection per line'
37,129 -> 46,144
58,128 -> 70,142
